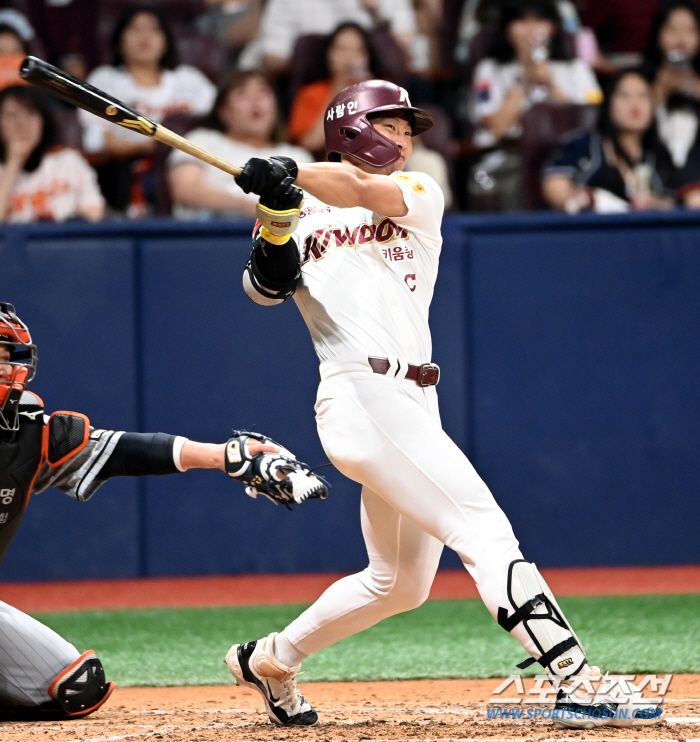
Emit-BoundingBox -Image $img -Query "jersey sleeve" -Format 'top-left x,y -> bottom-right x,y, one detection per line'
387,171 -> 444,245
33,428 -> 124,502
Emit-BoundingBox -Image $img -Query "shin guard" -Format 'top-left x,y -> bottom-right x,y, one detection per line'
499,560 -> 587,677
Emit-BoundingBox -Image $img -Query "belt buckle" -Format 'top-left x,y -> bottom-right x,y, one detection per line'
418,363 -> 440,387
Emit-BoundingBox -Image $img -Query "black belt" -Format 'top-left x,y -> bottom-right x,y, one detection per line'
368,357 -> 440,387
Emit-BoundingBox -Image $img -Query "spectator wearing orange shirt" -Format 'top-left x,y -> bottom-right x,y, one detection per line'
288,23 -> 381,156
0,86 -> 104,224
0,21 -> 29,92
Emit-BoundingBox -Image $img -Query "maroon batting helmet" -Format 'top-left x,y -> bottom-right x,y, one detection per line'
324,80 -> 434,169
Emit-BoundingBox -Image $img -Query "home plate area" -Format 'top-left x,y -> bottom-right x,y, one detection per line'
2,677 -> 699,742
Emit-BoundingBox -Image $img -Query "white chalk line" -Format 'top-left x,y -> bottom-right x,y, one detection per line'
60,715 -> 700,742
65,734 -> 700,742
141,706 -> 479,716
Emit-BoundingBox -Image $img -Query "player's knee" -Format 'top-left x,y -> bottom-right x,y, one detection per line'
367,571 -> 432,613
49,650 -> 114,718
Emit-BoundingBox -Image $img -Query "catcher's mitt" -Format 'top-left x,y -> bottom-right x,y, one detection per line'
224,430 -> 328,507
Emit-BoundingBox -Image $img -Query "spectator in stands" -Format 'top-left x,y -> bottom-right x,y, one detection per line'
542,70 -> 676,213
411,0 -> 442,74
0,13 -> 30,91
468,0 -> 601,210
470,0 -> 601,146
456,0 -> 599,68
192,0 -> 264,61
288,23 -> 380,155
80,6 -> 216,216
168,72 -> 312,220
0,86 -> 104,224
643,1 -> 700,171
249,0 -> 416,75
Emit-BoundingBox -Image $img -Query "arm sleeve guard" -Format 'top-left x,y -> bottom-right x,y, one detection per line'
243,226 -> 301,306
100,432 -> 178,478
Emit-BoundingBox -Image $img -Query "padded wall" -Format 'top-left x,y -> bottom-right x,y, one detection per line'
0,213 -> 698,581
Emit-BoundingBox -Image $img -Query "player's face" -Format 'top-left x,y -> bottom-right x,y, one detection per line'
660,7 -> 700,59
0,345 -> 12,382
609,73 -> 654,134
120,12 -> 167,68
219,76 -> 278,142
369,114 -> 413,174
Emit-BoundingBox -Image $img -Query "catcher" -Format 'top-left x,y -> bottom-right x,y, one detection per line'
0,301 -> 327,721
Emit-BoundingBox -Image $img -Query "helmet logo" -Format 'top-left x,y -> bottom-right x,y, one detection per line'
398,87 -> 410,105
326,101 -> 358,121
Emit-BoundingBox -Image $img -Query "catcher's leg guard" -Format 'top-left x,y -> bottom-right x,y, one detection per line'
498,560 -> 587,677
0,651 -> 113,721
48,650 -> 114,718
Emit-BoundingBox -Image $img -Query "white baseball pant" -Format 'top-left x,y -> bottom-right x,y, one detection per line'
279,354 -> 540,661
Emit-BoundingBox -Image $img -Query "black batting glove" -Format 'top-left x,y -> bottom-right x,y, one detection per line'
270,156 -> 299,181
235,157 -> 288,196
260,177 -> 304,211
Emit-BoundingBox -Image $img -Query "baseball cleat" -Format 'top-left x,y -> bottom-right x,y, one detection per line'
553,669 -> 665,729
224,633 -> 318,726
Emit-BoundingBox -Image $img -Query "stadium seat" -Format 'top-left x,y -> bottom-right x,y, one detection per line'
520,102 -> 598,210
152,113 -> 206,216
175,31 -> 229,84
53,106 -> 82,150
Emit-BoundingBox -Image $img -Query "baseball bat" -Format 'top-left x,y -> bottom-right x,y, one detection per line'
19,56 -> 243,177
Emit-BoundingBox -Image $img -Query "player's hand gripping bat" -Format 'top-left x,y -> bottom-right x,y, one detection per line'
19,56 -> 243,177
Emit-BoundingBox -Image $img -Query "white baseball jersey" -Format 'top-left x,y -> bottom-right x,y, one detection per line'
292,170 -> 444,364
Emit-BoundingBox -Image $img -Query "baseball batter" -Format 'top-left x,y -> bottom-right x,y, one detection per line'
0,301 -> 326,721
224,80 -> 664,731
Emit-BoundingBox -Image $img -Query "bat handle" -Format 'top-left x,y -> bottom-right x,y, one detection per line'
153,125 -> 243,177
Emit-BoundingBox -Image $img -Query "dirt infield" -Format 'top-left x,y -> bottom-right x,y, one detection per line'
3,676 -> 699,742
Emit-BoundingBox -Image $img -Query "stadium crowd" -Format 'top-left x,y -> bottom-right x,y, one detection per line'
1,0 -> 700,221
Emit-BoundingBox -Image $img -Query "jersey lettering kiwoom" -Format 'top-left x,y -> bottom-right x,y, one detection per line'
302,219 -> 410,264
291,170 -> 445,363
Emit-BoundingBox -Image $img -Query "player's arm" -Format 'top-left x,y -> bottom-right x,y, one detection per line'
295,162 -> 408,217
235,155 -> 408,218
35,413 -> 327,507
237,158 -> 304,306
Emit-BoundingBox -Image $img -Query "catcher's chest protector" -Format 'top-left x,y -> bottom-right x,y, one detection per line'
0,397 -> 45,565
0,397 -> 89,565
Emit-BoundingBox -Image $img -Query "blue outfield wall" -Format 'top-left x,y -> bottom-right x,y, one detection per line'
0,211 -> 699,582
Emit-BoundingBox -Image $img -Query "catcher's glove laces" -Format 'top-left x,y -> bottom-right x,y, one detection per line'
224,430 -> 329,508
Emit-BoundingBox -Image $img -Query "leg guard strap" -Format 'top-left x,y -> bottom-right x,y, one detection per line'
516,637 -> 579,670
500,560 -> 587,677
498,594 -> 546,632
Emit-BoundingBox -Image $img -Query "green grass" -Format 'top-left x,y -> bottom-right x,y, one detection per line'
33,594 -> 700,687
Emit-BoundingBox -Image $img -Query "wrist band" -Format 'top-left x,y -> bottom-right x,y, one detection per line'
173,436 -> 188,472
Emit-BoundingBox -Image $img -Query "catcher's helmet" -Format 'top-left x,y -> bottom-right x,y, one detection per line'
324,80 -> 434,169
0,302 -> 37,431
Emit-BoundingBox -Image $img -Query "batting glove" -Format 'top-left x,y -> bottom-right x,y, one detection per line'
235,157 -> 293,196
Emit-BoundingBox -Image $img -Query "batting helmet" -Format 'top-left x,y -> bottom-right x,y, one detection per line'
324,80 -> 434,169
0,302 -> 37,431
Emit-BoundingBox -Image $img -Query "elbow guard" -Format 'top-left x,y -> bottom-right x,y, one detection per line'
243,230 -> 301,306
